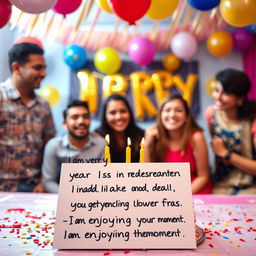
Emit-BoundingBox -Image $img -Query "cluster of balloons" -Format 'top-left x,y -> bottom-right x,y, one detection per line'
207,27 -> 255,58
0,0 -> 83,29
96,0 -> 179,24
187,0 -> 256,28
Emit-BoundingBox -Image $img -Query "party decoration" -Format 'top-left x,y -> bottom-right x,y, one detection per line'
102,74 -> 128,98
163,54 -> 181,72
246,23 -> 256,34
94,47 -> 121,75
151,71 -> 173,107
173,74 -> 198,106
207,31 -> 233,58
38,86 -> 60,107
146,0 -> 178,20
231,28 -> 254,52
10,0 -> 57,14
108,0 -> 151,25
187,0 -> 220,11
0,0 -> 12,29
220,0 -> 256,27
53,0 -> 82,16
128,37 -> 156,66
77,70 -> 98,115
170,32 -> 198,61
129,72 -> 157,120
14,36 -> 44,49
96,0 -> 112,13
205,77 -> 216,96
64,45 -> 87,71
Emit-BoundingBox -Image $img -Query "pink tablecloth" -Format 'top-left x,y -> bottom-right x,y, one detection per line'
0,193 -> 255,256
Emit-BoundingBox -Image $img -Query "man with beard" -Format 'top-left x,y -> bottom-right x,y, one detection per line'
0,43 -> 55,192
42,100 -> 106,193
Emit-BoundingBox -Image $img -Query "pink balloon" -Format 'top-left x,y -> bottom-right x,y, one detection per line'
10,0 -> 57,14
128,37 -> 156,66
0,0 -> 12,29
53,0 -> 82,16
170,32 -> 198,61
14,36 -> 44,49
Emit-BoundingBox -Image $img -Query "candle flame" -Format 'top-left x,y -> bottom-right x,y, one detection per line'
127,137 -> 131,146
105,134 -> 110,144
140,137 -> 144,146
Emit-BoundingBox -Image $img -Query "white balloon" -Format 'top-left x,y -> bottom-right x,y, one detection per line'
170,32 -> 198,61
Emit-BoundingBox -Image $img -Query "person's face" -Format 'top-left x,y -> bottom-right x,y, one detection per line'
212,81 -> 243,111
15,54 -> 46,90
63,106 -> 90,139
161,99 -> 187,132
105,99 -> 130,133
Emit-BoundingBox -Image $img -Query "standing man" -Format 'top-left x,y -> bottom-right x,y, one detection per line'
42,100 -> 106,193
0,43 -> 56,192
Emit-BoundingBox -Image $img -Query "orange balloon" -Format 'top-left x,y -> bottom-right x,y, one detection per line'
163,53 -> 181,72
220,0 -> 256,27
207,31 -> 233,58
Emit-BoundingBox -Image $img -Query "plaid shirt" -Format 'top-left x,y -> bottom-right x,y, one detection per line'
0,79 -> 56,187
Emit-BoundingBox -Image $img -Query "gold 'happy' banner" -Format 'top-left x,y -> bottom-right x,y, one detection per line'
70,60 -> 199,121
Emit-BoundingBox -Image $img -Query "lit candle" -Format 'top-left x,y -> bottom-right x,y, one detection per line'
139,137 -> 145,163
104,134 -> 111,163
126,137 -> 131,163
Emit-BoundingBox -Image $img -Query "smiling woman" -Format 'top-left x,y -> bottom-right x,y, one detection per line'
144,94 -> 212,194
96,94 -> 144,163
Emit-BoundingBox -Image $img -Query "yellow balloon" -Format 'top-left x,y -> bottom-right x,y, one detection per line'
205,77 -> 217,96
38,86 -> 60,107
146,0 -> 179,20
220,0 -> 256,27
96,0 -> 112,13
94,47 -> 121,75
146,0 -> 178,20
207,31 -> 233,58
163,53 -> 181,72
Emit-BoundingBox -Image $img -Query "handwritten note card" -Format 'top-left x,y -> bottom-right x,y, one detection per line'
53,163 -> 196,249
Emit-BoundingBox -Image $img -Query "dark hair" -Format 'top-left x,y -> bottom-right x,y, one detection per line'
155,94 -> 202,161
98,94 -> 144,161
8,42 -> 44,73
216,68 -> 256,120
63,100 -> 89,120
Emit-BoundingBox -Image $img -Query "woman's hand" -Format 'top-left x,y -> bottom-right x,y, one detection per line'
211,136 -> 228,158
144,126 -> 159,146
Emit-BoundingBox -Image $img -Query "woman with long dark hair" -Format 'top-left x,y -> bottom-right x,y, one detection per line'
97,94 -> 144,162
145,94 -> 212,194
205,68 -> 256,194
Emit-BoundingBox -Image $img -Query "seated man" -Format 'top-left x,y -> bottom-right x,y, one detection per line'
42,100 -> 106,193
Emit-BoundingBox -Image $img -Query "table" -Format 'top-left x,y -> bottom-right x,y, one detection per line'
0,193 -> 255,256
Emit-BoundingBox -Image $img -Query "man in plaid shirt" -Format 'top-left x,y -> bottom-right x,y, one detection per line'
0,43 -> 56,192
